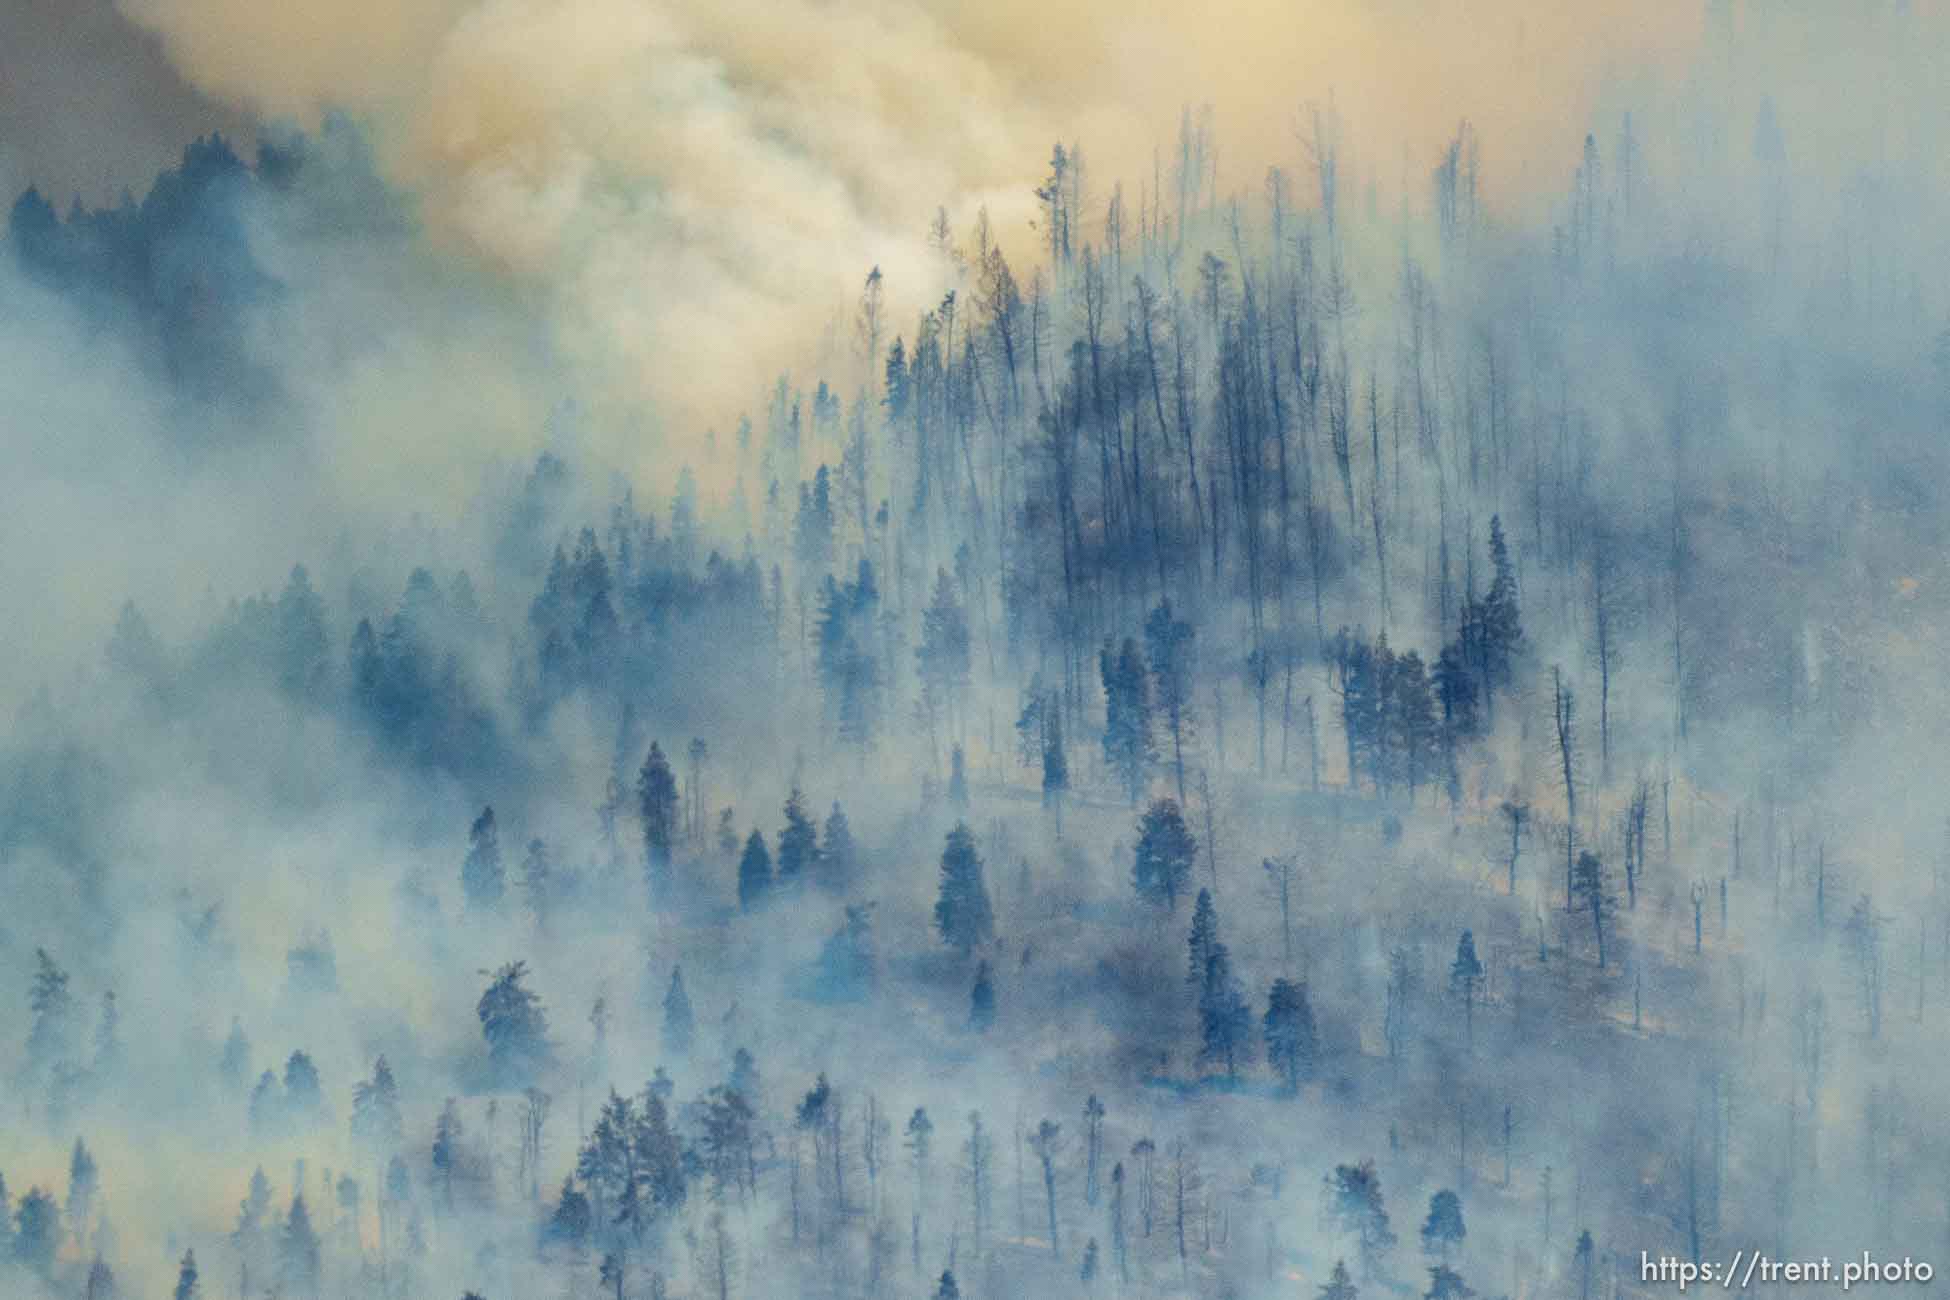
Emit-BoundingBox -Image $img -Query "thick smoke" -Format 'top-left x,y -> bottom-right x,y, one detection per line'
4,3 -> 1950,1300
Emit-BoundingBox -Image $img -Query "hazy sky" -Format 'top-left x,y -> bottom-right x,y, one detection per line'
0,0 -> 248,203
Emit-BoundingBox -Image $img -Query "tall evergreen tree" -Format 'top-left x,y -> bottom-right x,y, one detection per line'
934,823 -> 995,954
174,1248 -> 200,1300
662,966 -> 695,1056
27,947 -> 74,1067
819,801 -> 857,890
778,785 -> 820,881
1420,1189 -> 1466,1260
1325,1161 -> 1396,1282
13,1186 -> 58,1273
461,806 -> 505,910
431,1100 -> 464,1209
639,741 -> 680,903
917,569 -> 973,759
1263,978 -> 1318,1092
1133,798 -> 1197,909
1572,851 -> 1612,968
1425,1264 -> 1475,1300
351,1055 -> 404,1153
282,1050 -> 324,1127
1144,599 -> 1196,803
67,1138 -> 98,1236
737,830 -> 773,910
1196,944 -> 1252,1080
279,1193 -> 321,1297
478,961 -> 550,1086
1320,1259 -> 1359,1300
1449,932 -> 1485,1050
969,960 -> 996,1031
1187,888 -> 1221,988
1100,637 -> 1154,804
219,1017 -> 250,1094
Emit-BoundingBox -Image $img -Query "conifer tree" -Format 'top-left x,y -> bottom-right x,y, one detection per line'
1264,978 -> 1318,1092
1133,798 -> 1196,909
935,823 -> 995,954
1187,888 -> 1221,988
662,966 -> 695,1057
27,947 -> 74,1067
478,961 -> 550,1086
1100,638 -> 1154,804
819,801 -> 857,889
737,830 -> 773,909
1421,1189 -> 1466,1260
778,785 -> 819,881
174,1248 -> 200,1300
639,741 -> 680,903
1197,944 -> 1252,1080
280,1192 -> 321,1297
969,960 -> 996,1031
1449,932 -> 1485,1050
461,806 -> 504,910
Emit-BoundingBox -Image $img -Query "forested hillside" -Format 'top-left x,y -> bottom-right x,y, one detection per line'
4,8 -> 1950,1299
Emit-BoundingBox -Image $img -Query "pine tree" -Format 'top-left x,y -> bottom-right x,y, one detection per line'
1390,650 -> 1440,800
232,1168 -> 273,1296
1133,798 -> 1196,909
917,570 -> 973,760
1425,1264 -> 1475,1300
1449,932 -> 1485,1049
819,801 -> 857,889
461,806 -> 504,910
1100,637 -> 1154,804
815,904 -> 876,1001
1326,1161 -> 1396,1282
1187,888 -> 1221,988
220,1017 -> 250,1094
1329,629 -> 1381,792
948,745 -> 969,807
663,966 -> 695,1056
935,823 -> 995,954
431,1100 -> 464,1209
1042,703 -> 1069,829
27,947 -> 74,1066
1421,1189 -> 1466,1260
934,1269 -> 961,1300
1144,599 -> 1196,803
1320,1259 -> 1359,1300
174,1248 -> 200,1300
737,830 -> 773,909
545,1176 -> 592,1249
778,785 -> 820,881
282,1050 -> 324,1127
478,961 -> 550,1086
13,1186 -> 59,1273
351,1055 -> 404,1154
1466,516 -> 1523,723
280,1193 -> 321,1297
519,837 -> 554,930
1572,851 -> 1612,968
1197,944 -> 1253,1080
638,739 -> 681,906
969,960 -> 996,1030
67,1138 -> 98,1236
1263,978 -> 1318,1092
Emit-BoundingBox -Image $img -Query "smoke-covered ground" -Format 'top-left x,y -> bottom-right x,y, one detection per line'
4,2 -> 1950,1298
